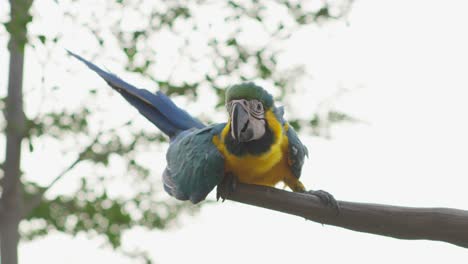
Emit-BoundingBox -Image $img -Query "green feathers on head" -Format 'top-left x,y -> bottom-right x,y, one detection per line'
225,82 -> 274,109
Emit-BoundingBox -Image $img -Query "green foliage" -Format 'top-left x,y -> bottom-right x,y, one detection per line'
289,110 -> 361,138
4,0 -> 33,51
23,178 -> 199,248
106,0 -> 352,108
26,108 -> 90,139
2,0 -> 354,262
328,110 -> 359,123
79,130 -> 167,167
156,81 -> 199,97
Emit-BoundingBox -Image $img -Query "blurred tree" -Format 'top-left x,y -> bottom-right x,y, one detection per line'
0,0 -> 354,263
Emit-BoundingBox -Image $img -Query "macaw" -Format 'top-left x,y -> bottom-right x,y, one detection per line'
69,51 -> 336,208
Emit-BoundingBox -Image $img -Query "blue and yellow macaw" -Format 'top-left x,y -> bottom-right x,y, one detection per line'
69,51 -> 336,207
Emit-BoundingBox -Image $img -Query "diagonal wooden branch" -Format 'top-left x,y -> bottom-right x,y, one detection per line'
22,156 -> 82,217
218,183 -> 468,248
22,120 -> 133,217
22,133 -> 102,217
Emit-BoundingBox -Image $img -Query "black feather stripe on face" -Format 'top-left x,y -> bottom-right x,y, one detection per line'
224,119 -> 274,156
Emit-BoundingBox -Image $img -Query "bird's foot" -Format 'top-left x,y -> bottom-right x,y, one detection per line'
216,173 -> 238,202
305,189 -> 340,215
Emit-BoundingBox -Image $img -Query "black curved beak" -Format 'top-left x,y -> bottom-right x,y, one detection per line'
230,102 -> 252,142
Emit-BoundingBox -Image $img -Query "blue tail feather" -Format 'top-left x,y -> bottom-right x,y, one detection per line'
68,50 -> 205,138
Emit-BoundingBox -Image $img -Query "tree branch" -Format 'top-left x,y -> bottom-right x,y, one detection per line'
22,133 -> 102,216
22,157 -> 82,217
0,203 -> 4,220
219,183 -> 468,248
23,120 -> 131,217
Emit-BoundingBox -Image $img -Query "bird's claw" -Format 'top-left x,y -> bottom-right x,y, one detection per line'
306,189 -> 340,215
216,173 -> 237,202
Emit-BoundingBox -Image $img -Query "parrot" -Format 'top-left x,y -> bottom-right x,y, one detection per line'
68,51 -> 337,208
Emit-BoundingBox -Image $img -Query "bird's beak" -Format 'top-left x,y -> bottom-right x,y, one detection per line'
230,102 -> 253,142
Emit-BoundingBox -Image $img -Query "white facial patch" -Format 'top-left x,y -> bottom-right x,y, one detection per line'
227,99 -> 266,142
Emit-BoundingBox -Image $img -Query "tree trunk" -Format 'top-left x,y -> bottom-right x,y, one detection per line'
0,1 -> 30,263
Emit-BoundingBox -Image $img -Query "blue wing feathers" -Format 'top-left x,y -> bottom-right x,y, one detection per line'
69,52 -> 306,200
164,124 -> 225,203
163,168 -> 189,201
68,50 -> 204,138
69,51 -> 225,203
274,105 -> 307,178
153,91 -> 205,130
286,125 -> 308,179
274,106 -> 285,124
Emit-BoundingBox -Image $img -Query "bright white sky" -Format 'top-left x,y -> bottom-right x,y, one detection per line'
1,0 -> 468,263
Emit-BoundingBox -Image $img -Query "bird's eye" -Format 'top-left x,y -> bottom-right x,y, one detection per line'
257,103 -> 262,111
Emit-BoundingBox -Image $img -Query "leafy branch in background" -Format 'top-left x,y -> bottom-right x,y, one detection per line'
21,114 -> 188,246
1,0 -> 354,263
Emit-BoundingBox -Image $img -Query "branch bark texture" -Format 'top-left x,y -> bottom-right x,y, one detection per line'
1,31 -> 25,264
220,183 -> 468,248
1,1 -> 33,263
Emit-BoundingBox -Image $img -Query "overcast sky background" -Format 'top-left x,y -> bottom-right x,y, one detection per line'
1,0 -> 468,263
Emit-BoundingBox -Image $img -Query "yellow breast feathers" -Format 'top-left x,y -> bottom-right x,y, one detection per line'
213,110 -> 287,184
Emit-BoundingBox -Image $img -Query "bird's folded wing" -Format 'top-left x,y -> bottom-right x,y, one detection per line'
286,125 -> 309,179
163,124 -> 226,203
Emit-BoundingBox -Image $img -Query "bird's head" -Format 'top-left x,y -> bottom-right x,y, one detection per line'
225,82 -> 274,143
